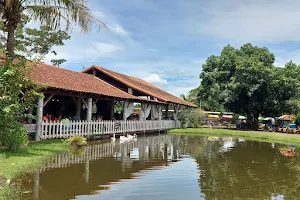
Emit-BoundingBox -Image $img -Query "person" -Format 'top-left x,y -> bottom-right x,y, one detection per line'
72,115 -> 79,121
97,115 -> 103,121
42,114 -> 49,121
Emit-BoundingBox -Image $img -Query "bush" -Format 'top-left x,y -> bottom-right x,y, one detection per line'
295,115 -> 300,127
0,120 -> 28,151
0,56 -> 40,151
179,108 -> 204,127
66,136 -> 87,150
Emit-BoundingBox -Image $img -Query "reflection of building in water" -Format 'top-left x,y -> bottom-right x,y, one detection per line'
29,134 -> 182,200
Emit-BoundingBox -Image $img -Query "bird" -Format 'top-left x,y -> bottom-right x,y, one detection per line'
126,134 -> 134,140
111,134 -> 116,142
120,135 -> 128,143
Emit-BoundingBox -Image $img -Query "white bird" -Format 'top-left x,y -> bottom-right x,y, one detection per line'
111,134 -> 116,142
133,134 -> 137,141
120,135 -> 128,143
127,134 -> 134,140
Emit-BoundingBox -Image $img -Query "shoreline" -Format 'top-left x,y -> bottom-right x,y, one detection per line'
0,140 -> 68,199
168,128 -> 300,146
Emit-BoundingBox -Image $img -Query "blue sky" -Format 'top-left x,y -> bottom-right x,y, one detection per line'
44,0 -> 300,97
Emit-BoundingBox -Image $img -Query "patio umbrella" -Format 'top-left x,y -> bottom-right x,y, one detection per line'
280,150 -> 296,157
238,116 -> 247,120
279,115 -> 296,120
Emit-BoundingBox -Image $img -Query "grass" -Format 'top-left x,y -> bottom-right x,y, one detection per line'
169,128 -> 300,146
0,140 -> 68,180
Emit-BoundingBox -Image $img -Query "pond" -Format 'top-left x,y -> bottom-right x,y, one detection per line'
17,134 -> 300,200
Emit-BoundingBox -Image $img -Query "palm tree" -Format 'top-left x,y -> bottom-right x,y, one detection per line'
0,0 -> 106,57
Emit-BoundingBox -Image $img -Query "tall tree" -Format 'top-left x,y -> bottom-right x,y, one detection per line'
0,0 -> 106,57
197,43 -> 298,129
0,14 -> 71,64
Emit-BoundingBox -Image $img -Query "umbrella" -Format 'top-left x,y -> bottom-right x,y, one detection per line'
238,116 -> 247,120
279,115 -> 296,120
207,114 -> 219,119
280,150 -> 296,157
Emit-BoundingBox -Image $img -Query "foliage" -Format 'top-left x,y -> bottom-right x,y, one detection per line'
295,115 -> 300,127
0,184 -> 22,200
0,56 -> 41,151
0,140 -> 68,180
194,43 -> 299,129
179,108 -> 204,127
66,136 -> 87,149
0,0 -> 106,56
169,128 -> 300,146
0,14 -> 71,64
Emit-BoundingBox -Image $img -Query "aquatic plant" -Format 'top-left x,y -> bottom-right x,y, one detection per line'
66,136 -> 87,150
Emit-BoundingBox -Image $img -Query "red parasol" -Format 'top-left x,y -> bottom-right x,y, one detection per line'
279,115 -> 296,120
280,150 -> 296,157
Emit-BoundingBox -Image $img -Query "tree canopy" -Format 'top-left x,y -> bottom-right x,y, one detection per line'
193,43 -> 300,129
0,0 -> 106,57
0,14 -> 70,65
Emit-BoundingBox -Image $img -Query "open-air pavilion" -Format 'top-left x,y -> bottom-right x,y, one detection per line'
25,63 -> 196,141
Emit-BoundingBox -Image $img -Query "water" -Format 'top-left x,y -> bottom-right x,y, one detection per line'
17,134 -> 300,200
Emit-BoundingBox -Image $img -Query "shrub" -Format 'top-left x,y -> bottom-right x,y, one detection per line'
0,56 -> 40,151
295,115 -> 300,127
0,120 -> 28,151
66,136 -> 87,150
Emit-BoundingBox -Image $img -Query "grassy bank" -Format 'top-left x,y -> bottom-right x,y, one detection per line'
0,140 -> 68,180
169,128 -> 300,145
0,140 -> 68,199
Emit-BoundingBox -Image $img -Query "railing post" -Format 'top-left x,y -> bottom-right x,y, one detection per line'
35,93 -> 44,141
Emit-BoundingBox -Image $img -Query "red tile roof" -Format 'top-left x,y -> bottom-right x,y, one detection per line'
83,66 -> 197,107
29,63 -> 164,104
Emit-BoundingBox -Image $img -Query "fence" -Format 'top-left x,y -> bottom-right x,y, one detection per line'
39,120 -> 180,140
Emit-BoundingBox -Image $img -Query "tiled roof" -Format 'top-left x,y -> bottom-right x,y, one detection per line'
29,63 -> 163,104
83,66 -> 197,107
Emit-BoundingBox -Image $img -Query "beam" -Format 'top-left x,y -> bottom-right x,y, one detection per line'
43,94 -> 54,107
35,93 -> 44,141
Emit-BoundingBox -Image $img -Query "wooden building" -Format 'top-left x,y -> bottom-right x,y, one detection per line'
26,62 -> 196,140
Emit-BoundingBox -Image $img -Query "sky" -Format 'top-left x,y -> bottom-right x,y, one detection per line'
44,0 -> 300,97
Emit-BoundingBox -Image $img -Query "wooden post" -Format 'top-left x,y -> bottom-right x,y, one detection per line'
76,97 -> 81,119
87,98 -> 92,135
165,104 -> 169,119
110,100 -> 115,120
85,158 -> 90,183
35,93 -> 44,141
87,98 -> 92,121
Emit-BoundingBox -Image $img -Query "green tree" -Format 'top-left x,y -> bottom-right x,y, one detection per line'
0,0 -> 106,57
197,43 -> 298,129
0,14 -> 71,64
0,56 -> 41,151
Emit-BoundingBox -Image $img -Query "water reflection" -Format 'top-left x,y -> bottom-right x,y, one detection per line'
18,134 -> 300,200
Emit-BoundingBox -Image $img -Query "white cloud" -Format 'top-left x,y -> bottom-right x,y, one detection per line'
143,74 -> 168,86
85,42 -> 121,57
108,24 -> 129,36
197,0 -> 300,43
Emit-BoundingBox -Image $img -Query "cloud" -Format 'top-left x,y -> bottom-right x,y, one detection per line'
85,42 -> 121,57
197,0 -> 300,43
143,74 -> 168,86
108,24 -> 129,36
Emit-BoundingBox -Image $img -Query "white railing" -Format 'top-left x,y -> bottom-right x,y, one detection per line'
39,120 -> 180,140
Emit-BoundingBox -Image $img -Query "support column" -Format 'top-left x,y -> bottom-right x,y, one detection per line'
35,93 -> 44,141
87,98 -> 92,135
110,100 -> 115,120
75,97 -> 82,119
28,108 -> 33,123
87,98 -> 92,121
165,104 -> 169,119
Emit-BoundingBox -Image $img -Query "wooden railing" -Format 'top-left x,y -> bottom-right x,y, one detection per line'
39,120 -> 181,140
